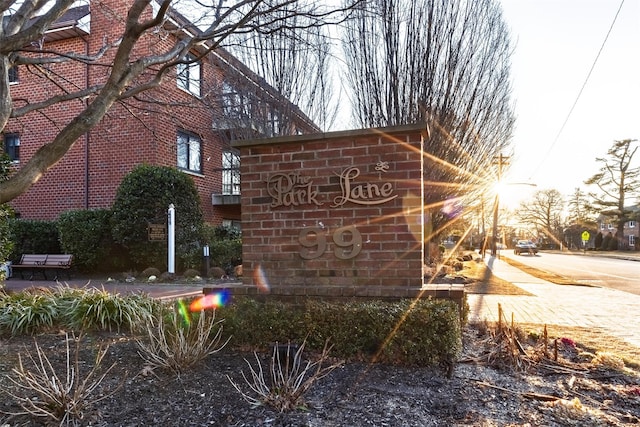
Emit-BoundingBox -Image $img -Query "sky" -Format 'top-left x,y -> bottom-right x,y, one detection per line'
497,0 -> 640,208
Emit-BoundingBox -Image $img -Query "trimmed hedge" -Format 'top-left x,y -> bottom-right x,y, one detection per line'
57,209 -> 114,272
218,298 -> 462,368
8,219 -> 61,263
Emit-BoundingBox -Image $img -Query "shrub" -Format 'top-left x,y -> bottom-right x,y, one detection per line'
219,299 -> 307,347
0,291 -> 59,335
0,205 -> 14,281
228,339 -> 342,412
136,305 -> 229,374
0,154 -> 14,280
183,268 -> 201,279
5,332 -> 121,425
63,288 -> 157,332
141,267 -> 162,280
208,239 -> 242,274
594,232 -> 603,250
57,209 -> 114,272
202,224 -> 242,274
8,218 -> 61,262
111,165 -> 204,270
219,298 -> 462,368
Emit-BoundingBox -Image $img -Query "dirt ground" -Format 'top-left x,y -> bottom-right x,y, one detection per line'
0,326 -> 639,427
0,258 -> 639,426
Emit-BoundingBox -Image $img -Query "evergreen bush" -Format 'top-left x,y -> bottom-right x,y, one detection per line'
202,224 -> 242,274
57,209 -> 113,272
218,298 -> 462,368
111,165 -> 204,270
8,219 -> 61,262
0,154 -> 14,279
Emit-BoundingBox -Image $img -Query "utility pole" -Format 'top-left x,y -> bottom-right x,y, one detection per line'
492,154 -> 509,256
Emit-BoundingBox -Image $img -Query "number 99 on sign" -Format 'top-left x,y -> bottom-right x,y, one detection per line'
298,226 -> 363,260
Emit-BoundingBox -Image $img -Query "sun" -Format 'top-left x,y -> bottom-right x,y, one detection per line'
492,181 -> 536,210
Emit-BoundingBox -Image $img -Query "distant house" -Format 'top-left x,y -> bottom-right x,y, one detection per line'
597,205 -> 640,250
3,0 -> 318,227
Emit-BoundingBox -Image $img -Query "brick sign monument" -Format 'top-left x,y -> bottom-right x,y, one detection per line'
233,123 -> 461,302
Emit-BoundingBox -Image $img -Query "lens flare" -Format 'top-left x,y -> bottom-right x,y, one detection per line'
177,299 -> 191,326
252,264 -> 270,293
441,197 -> 463,219
189,289 -> 230,312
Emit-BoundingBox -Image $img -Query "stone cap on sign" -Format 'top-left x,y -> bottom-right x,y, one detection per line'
231,122 -> 430,149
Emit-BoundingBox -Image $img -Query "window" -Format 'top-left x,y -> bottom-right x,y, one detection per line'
9,65 -> 18,83
222,150 -> 240,195
608,224 -> 614,230
600,223 -> 606,230
630,235 -> 636,247
221,82 -> 249,120
3,133 -> 19,161
176,54 -> 201,96
177,131 -> 201,173
222,219 -> 241,232
629,221 -> 636,228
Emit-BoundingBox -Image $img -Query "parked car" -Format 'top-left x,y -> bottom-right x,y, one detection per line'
514,240 -> 538,255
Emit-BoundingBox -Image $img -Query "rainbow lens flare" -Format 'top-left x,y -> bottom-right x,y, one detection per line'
189,289 -> 230,312
252,264 -> 271,293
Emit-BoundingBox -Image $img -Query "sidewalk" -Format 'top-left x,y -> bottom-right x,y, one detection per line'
467,255 -> 640,349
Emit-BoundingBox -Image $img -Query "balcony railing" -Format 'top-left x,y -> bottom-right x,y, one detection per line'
212,167 -> 240,206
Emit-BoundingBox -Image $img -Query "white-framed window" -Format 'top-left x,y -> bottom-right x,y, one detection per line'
3,133 -> 19,161
222,150 -> 240,195
629,221 -> 636,228
177,54 -> 201,97
630,235 -> 636,247
607,223 -> 614,230
177,131 -> 201,173
600,223 -> 606,230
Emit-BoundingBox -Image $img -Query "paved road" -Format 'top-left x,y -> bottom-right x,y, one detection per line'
499,250 -> 640,295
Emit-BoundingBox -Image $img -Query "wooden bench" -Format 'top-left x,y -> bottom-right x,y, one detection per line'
12,254 -> 73,281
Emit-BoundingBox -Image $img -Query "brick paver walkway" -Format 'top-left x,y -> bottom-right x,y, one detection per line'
467,255 -> 640,349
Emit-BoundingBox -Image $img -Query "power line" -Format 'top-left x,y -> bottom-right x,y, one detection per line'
528,0 -> 626,181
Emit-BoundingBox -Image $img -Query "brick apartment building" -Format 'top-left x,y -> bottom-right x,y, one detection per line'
598,208 -> 640,250
3,0 -> 318,227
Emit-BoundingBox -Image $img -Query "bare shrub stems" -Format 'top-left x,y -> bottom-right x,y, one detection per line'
228,340 -> 343,412
136,308 -> 229,375
4,332 -> 120,426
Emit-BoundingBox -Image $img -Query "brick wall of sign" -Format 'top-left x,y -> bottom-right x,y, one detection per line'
234,124 -> 429,297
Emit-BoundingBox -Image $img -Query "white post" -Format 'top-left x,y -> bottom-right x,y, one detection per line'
168,204 -> 175,275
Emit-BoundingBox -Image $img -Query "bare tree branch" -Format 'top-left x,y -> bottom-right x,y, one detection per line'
1,0 -> 355,202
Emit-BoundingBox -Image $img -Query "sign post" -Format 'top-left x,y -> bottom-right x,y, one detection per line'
168,204 -> 175,275
581,230 -> 590,254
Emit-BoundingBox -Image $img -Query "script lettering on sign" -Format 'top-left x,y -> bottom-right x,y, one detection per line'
331,167 -> 397,207
266,172 -> 322,208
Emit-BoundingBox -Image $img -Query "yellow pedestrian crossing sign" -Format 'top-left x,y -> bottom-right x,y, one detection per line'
581,231 -> 590,241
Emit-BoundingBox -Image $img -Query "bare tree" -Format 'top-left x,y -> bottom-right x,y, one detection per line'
566,187 -> 596,228
340,0 -> 515,238
0,0 -> 356,203
563,187 -> 597,250
227,13 -> 339,132
584,139 -> 640,248
516,189 -> 564,245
